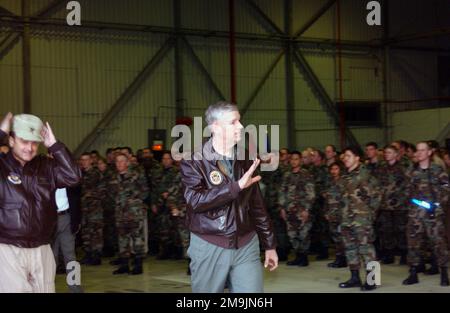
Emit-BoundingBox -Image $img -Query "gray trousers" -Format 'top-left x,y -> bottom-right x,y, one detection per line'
51,212 -> 76,267
188,233 -> 263,293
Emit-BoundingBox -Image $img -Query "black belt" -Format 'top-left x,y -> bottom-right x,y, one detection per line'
57,210 -> 70,216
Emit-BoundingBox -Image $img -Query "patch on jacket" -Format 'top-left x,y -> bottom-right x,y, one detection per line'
7,173 -> 22,185
209,170 -> 223,185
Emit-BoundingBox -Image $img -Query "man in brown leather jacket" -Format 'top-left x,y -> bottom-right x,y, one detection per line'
0,112 -> 81,293
180,101 -> 278,293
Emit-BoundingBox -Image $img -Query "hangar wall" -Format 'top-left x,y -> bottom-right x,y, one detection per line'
0,0 -> 448,154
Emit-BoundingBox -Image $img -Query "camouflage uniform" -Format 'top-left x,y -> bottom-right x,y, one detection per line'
81,167 -> 103,256
406,163 -> 449,267
278,162 -> 291,176
338,165 -> 382,270
100,166 -> 118,256
365,160 -> 382,258
142,159 -> 163,254
399,155 -> 413,171
261,168 -> 289,257
310,164 -> 330,255
166,179 -> 189,258
153,166 -> 181,256
109,167 -> 149,259
322,179 -> 345,257
375,161 -> 409,256
365,160 -> 382,179
278,169 -> 315,255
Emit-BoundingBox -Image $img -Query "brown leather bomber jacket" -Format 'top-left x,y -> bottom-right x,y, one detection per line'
0,130 -> 81,248
180,138 -> 276,250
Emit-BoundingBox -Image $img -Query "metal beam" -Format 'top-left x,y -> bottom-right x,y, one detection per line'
384,27 -> 450,46
181,36 -> 226,101
292,48 -> 360,148
381,0 -> 389,144
240,0 -> 284,35
0,6 -> 16,16
0,34 -> 21,60
284,0 -> 296,150
3,15 -> 450,53
229,0 -> 237,103
293,0 -> 337,39
35,0 -> 67,18
0,0 -> 66,61
241,49 -> 285,117
22,0 -> 31,114
173,0 -> 184,118
74,37 -> 175,155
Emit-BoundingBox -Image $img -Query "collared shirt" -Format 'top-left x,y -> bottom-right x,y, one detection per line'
55,188 -> 69,212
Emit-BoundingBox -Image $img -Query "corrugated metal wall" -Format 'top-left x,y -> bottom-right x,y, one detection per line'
392,107 -> 450,143
0,0 -> 446,154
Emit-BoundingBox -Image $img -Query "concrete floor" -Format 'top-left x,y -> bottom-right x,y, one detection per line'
55,256 -> 450,293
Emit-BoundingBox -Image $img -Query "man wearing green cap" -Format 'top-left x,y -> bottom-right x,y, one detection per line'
0,112 -> 81,293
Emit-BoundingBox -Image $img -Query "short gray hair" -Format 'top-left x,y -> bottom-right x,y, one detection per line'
205,101 -> 238,125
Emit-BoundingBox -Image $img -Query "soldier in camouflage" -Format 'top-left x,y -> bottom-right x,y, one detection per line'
79,152 -> 103,265
261,153 -> 288,261
310,149 -> 330,260
140,148 -> 163,256
364,142 -> 383,260
402,142 -> 450,287
166,176 -> 190,273
364,142 -> 381,177
109,153 -> 149,275
278,148 -> 291,176
322,162 -> 347,268
325,145 -> 338,167
375,145 -> 409,265
279,151 -> 315,267
152,151 -> 182,259
97,157 -> 118,258
338,147 -> 382,291
392,140 -> 413,171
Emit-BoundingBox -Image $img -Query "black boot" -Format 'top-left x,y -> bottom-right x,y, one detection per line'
287,252 -> 303,266
381,250 -> 395,264
327,257 -> 339,268
339,270 -> 362,288
440,267 -> 449,286
416,262 -> 426,273
328,255 -> 347,268
131,257 -> 143,275
402,266 -> 419,285
361,271 -> 377,291
297,253 -> 309,267
113,258 -> 130,275
80,252 -> 92,265
424,256 -> 439,275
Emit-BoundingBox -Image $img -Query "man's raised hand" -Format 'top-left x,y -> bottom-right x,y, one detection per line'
238,158 -> 261,190
0,112 -> 13,134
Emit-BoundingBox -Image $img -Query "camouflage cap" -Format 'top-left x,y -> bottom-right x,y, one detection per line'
12,114 -> 44,142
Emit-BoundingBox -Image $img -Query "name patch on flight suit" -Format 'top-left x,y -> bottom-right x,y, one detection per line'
7,173 -> 22,185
